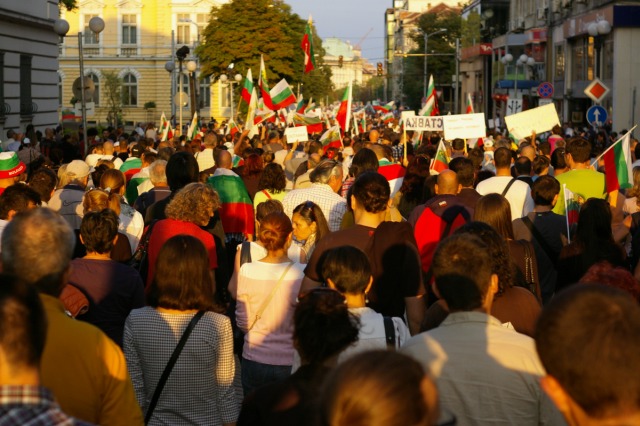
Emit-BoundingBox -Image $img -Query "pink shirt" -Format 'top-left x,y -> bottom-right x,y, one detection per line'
235,261 -> 304,365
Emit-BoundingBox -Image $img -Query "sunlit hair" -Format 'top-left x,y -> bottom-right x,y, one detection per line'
258,211 -> 292,252
474,193 -> 514,239
83,188 -> 121,215
165,183 -> 220,226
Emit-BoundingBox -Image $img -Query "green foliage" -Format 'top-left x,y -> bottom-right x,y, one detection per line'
461,11 -> 482,48
402,10 -> 462,111
59,0 -> 77,11
144,101 -> 156,110
102,71 -> 123,127
196,0 -> 332,101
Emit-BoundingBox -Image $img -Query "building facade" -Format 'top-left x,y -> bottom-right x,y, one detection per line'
323,38 -> 365,90
0,0 -> 62,137
58,0 -> 229,129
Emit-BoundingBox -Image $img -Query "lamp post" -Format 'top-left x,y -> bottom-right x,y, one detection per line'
423,28 -> 447,98
175,46 -> 190,136
219,73 -> 243,122
186,60 -> 198,120
164,61 -> 176,120
588,20 -> 611,80
54,17 -> 105,155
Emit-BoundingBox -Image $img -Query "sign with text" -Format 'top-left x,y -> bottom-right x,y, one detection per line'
504,103 -> 560,141
400,110 -> 415,124
403,115 -> 444,131
442,113 -> 486,140
284,126 -> 309,143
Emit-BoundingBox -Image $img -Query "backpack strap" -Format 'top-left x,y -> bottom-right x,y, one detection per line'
501,178 -> 517,197
383,316 -> 396,349
521,215 -> 559,265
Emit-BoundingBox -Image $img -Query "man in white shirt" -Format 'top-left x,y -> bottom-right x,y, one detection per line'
476,147 -> 534,219
195,132 -> 217,173
402,233 -> 564,426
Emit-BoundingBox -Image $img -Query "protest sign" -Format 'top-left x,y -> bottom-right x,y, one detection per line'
403,115 -> 444,131
504,103 -> 560,141
442,113 -> 486,140
284,126 -> 309,142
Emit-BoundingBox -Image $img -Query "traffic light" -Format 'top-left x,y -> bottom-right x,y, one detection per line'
376,62 -> 383,77
338,55 -> 344,68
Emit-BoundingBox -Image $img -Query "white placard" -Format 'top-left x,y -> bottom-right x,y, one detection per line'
403,115 -> 444,131
284,126 -> 309,143
400,110 -> 415,123
504,103 -> 560,141
442,113 -> 486,140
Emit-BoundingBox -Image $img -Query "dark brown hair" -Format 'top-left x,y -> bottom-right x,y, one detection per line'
147,235 -> 220,312
79,209 -> 119,254
292,201 -> 330,243
474,193 -> 515,239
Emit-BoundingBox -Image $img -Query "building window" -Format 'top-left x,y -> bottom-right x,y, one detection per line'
571,37 -> 593,82
196,13 -> 208,43
84,14 -> 100,45
200,76 -> 210,108
89,73 -> 100,106
177,13 -> 190,45
122,73 -> 137,106
121,14 -> 137,54
602,38 -> 613,81
554,44 -> 564,79
20,55 -> 32,116
220,83 -> 230,108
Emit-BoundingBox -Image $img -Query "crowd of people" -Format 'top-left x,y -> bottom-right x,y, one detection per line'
0,117 -> 640,426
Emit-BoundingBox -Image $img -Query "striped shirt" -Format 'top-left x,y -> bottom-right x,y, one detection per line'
282,183 -> 347,232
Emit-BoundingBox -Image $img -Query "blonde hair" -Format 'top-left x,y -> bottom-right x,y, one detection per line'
627,166 -> 640,201
99,169 -> 126,197
57,164 -> 70,189
165,183 -> 220,226
83,188 -> 121,215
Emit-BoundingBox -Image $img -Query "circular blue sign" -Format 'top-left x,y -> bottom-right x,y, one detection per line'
586,105 -> 607,126
537,82 -> 554,99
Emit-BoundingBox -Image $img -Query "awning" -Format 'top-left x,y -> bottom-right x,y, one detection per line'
495,80 -> 541,89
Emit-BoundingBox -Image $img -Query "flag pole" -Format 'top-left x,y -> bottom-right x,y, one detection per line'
591,125 -> 637,167
403,126 -> 407,165
563,184 -> 571,244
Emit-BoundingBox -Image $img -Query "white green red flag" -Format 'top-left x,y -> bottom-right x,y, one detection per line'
563,184 -> 580,244
466,93 -> 474,114
419,75 -> 439,116
431,140 -> 448,172
320,125 -> 342,152
381,112 -> 394,126
296,95 -> 305,113
158,112 -> 168,136
301,16 -> 316,73
241,68 -> 254,105
597,128 -> 635,194
292,112 -> 323,134
187,112 -> 199,141
226,120 -> 240,137
258,55 -> 275,110
336,81 -> 352,133
373,101 -> 395,113
269,79 -> 297,109
161,120 -> 173,142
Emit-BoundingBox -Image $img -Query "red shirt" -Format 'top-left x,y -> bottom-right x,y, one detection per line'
146,218 -> 217,288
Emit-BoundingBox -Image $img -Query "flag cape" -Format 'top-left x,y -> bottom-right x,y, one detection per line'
377,159 -> 406,197
319,125 -> 342,152
431,140 -> 448,172
207,174 -> 254,236
420,75 -> 439,116
466,93 -> 474,114
292,113 -> 323,134
241,68 -> 254,105
270,79 -> 297,109
336,82 -> 352,132
301,16 -> 316,73
601,131 -> 633,193
258,55 -> 275,110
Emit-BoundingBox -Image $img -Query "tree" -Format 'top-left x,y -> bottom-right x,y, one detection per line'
102,71 -> 123,127
60,0 -> 77,11
196,0 -> 332,102
402,10 -> 462,112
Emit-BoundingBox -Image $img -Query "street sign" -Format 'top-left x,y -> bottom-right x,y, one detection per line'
537,82 -> 554,98
539,98 -> 553,106
586,105 -> 607,126
584,78 -> 610,103
506,99 -> 522,116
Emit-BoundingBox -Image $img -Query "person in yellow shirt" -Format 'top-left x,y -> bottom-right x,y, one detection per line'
1,208 -> 143,426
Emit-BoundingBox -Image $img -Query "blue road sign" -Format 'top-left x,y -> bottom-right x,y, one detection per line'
586,105 -> 607,126
537,82 -> 554,98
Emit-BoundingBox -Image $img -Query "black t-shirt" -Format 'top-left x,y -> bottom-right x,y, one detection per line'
304,222 -> 424,318
69,258 -> 145,347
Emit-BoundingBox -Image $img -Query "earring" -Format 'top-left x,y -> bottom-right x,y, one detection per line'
364,292 -> 369,305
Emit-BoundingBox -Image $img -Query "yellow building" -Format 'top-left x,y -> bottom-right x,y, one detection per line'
58,0 -> 230,130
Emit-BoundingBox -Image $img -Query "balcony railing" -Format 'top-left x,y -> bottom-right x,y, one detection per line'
121,46 -> 137,56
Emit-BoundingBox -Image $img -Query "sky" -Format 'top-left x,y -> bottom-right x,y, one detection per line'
285,0 -> 390,64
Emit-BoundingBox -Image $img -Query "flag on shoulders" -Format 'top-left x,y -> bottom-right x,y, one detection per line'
270,79 -> 297,109
431,140 -> 448,172
336,81 -> 352,132
207,172 -> 254,237
241,68 -> 254,106
320,125 -> 342,152
301,16 -> 316,73
377,158 -> 406,197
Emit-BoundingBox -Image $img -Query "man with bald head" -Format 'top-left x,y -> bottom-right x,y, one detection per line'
368,129 -> 380,143
409,169 -> 472,283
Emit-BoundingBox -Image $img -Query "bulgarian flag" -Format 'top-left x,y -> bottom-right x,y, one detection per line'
158,112 -> 168,136
597,129 -> 634,195
419,75 -> 439,116
305,98 -> 315,113
258,55 -> 275,110
466,93 -> 474,114
226,120 -> 240,137
563,184 -> 580,244
320,125 -> 342,152
381,112 -> 394,126
161,120 -> 174,141
270,78 -> 297,109
336,81 -> 352,133
301,16 -> 316,73
378,158 -> 406,197
186,111 -> 199,141
246,87 -> 258,128
373,101 -> 395,113
62,108 -> 75,121
296,95 -> 306,113
431,140 -> 448,172
241,68 -> 254,105
292,112 -> 323,134
207,171 -> 254,237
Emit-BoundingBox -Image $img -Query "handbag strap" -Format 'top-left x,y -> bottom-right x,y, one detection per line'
501,178 -> 517,197
248,262 -> 294,331
144,310 -> 206,424
383,316 -> 396,349
521,215 -> 559,265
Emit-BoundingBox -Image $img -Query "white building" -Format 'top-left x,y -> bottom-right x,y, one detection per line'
323,38 -> 364,90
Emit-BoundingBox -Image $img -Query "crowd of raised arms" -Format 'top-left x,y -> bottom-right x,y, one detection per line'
0,117 -> 639,426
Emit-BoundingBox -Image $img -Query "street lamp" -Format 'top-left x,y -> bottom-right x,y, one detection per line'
501,53 -> 533,99
219,72 -> 243,122
588,20 -> 611,79
423,28 -> 447,98
164,61 -> 176,120
175,45 -> 190,136
54,16 -> 105,155
186,60 -> 198,120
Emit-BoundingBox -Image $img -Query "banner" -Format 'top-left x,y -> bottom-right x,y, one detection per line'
404,115 -> 444,131
504,103 -> 560,141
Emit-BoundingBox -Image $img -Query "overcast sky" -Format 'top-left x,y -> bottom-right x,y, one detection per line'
286,0 -> 390,64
